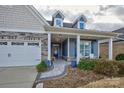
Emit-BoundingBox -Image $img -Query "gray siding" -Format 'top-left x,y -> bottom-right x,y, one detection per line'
0,5 -> 45,32
73,22 -> 78,28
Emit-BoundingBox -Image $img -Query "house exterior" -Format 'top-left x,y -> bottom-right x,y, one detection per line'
0,5 -> 119,67
100,28 -> 124,59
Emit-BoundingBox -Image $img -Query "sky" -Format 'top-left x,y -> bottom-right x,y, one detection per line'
34,5 -> 124,31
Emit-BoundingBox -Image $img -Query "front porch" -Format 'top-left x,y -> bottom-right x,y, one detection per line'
44,26 -> 119,64
47,32 -> 115,64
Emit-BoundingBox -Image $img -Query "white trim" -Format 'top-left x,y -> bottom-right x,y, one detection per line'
67,37 -> 70,58
115,37 -> 124,41
0,39 -> 41,43
108,38 -> 113,60
54,18 -> 63,27
99,39 -> 109,43
52,10 -> 64,20
97,40 -> 100,58
48,33 -> 51,61
26,6 -> 50,26
73,15 -> 87,25
61,42 -> 63,57
47,31 -> 114,38
0,28 -> 46,33
77,35 -> 80,64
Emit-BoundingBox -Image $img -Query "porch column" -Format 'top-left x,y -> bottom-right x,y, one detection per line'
48,33 -> 51,61
77,35 -> 80,64
61,42 -> 63,58
67,37 -> 70,60
97,40 -> 100,58
108,38 -> 113,60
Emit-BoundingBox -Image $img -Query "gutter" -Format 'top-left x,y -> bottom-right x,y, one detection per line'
115,37 -> 124,41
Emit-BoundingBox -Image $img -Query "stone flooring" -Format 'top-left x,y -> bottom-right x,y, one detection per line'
38,60 -> 70,81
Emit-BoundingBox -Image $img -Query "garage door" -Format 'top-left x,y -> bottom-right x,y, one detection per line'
0,41 -> 41,67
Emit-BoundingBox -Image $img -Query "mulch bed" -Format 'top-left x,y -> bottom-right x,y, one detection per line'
42,66 -> 107,88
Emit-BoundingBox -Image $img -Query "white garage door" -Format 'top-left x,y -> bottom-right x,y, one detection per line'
0,41 -> 41,67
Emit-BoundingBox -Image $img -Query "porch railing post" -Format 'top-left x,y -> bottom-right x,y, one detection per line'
48,33 -> 51,61
108,38 -> 113,60
67,37 -> 70,59
77,35 -> 80,64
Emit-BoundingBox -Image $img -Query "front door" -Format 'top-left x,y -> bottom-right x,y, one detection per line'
52,44 -> 59,59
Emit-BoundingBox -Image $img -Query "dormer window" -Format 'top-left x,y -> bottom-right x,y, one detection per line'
73,15 -> 87,29
78,21 -> 85,29
54,18 -> 63,27
52,10 -> 64,27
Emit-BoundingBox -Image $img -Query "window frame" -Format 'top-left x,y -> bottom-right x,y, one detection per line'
11,42 -> 24,46
80,41 -> 91,58
54,18 -> 63,27
78,21 -> 85,29
0,42 -> 7,45
28,42 -> 39,46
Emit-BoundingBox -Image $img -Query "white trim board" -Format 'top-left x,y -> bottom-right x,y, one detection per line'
47,31 -> 114,38
0,28 -> 46,33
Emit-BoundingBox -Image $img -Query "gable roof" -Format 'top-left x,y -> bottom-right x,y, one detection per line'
44,25 -> 119,37
52,10 -> 64,20
27,6 -> 50,26
73,14 -> 87,25
113,27 -> 124,39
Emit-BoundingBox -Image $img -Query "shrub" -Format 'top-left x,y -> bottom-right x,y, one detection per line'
117,62 -> 124,75
36,60 -> 47,72
77,59 -> 98,70
116,54 -> 124,61
94,61 -> 119,77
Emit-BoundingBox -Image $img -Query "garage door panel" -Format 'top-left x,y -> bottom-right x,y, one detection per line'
0,41 -> 41,67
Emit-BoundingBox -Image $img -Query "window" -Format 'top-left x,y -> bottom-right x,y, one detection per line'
11,42 -> 24,46
0,36 -> 4,39
7,36 -> 17,39
78,21 -> 85,29
28,43 -> 39,46
54,18 -> 63,27
80,41 -> 91,57
80,22 -> 84,29
0,42 -> 7,45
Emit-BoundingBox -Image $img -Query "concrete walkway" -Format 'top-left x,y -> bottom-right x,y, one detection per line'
0,66 -> 37,88
38,60 -> 70,81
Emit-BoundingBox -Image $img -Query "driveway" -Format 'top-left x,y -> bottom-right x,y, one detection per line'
0,66 -> 37,88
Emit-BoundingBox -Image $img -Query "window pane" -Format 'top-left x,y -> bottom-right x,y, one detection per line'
0,42 -> 7,45
28,43 -> 39,46
80,50 -> 84,56
56,19 -> 61,27
80,44 -> 84,49
85,50 -> 90,56
11,42 -> 24,46
85,42 -> 90,49
80,22 -> 84,29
